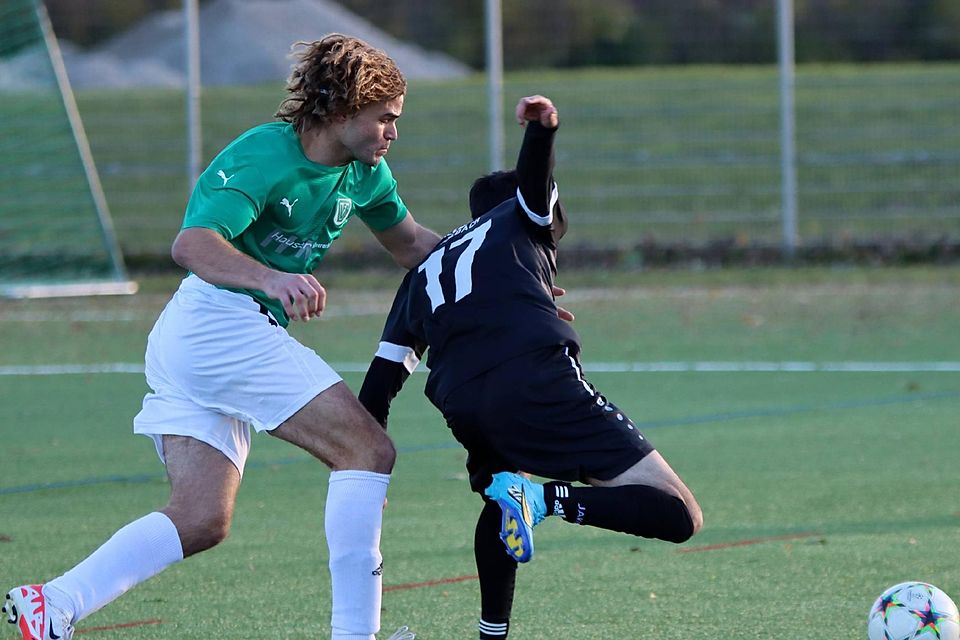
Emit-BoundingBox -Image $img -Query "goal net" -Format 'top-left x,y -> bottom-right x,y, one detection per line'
0,0 -> 136,298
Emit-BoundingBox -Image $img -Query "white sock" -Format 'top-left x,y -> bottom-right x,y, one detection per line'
325,470 -> 390,640
44,511 -> 183,623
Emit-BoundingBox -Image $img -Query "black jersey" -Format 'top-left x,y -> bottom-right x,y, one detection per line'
359,121 -> 580,423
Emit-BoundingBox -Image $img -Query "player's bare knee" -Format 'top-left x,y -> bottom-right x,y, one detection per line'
182,511 -> 232,555
162,503 -> 233,555
664,478 -> 702,539
675,487 -> 703,537
329,423 -> 395,472
204,511 -> 232,547
676,497 -> 704,543
364,429 -> 396,473
193,514 -> 232,553
688,501 -> 704,536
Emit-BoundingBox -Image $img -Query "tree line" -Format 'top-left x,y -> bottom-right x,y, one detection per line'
45,0 -> 960,68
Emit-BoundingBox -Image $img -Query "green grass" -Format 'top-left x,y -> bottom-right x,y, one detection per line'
1,268 -> 959,638
38,62 -> 958,259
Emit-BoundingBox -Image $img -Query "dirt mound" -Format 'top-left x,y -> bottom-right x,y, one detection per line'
62,0 -> 471,88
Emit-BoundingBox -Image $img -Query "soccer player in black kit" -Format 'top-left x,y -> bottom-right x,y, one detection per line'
358,95 -> 703,639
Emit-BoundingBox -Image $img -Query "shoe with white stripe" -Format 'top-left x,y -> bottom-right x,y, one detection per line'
384,625 -> 415,639
484,472 -> 546,563
4,585 -> 74,640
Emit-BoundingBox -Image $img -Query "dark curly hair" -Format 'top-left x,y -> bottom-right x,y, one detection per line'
469,170 -> 518,219
275,34 -> 407,133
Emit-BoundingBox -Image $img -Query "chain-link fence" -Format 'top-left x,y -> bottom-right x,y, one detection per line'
8,1 -> 960,266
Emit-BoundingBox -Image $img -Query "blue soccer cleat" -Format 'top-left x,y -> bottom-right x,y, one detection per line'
484,472 -> 547,563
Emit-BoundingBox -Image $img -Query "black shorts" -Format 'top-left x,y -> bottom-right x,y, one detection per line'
440,345 -> 655,493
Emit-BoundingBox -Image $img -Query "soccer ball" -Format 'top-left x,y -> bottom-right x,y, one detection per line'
867,582 -> 960,640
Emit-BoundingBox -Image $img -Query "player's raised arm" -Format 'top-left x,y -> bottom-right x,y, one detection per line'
514,95 -> 566,240
514,96 -> 561,218
515,94 -> 559,129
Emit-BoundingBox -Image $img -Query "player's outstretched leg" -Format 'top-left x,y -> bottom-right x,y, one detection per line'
4,585 -> 74,640
483,472 -> 547,563
543,481 -> 696,542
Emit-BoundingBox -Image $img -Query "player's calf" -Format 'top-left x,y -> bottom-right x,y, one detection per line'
544,481 -> 696,542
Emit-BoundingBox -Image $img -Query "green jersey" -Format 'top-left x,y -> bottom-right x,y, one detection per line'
182,121 -> 408,325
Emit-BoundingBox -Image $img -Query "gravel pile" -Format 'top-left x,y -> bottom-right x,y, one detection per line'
3,0 -> 470,89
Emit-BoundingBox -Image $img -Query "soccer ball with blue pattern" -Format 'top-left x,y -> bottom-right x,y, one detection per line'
867,582 -> 960,640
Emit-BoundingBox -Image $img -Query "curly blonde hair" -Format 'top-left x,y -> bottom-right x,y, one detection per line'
275,34 -> 407,133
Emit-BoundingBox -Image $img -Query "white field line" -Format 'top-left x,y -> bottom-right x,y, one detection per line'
0,303 -> 393,323
3,361 -> 960,376
0,363 -> 146,375
582,361 -> 960,372
5,283 -> 955,323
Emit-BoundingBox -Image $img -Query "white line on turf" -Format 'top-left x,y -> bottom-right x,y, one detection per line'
2,362 -> 960,376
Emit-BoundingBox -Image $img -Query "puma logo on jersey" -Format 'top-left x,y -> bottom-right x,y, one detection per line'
280,197 -> 299,216
216,169 -> 235,186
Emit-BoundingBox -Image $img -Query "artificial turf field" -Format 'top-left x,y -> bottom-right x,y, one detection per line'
1,267 -> 959,639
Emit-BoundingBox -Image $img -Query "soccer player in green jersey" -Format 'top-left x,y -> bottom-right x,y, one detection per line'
4,35 -> 435,640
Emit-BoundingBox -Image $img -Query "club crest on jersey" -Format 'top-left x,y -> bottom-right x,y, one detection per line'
333,197 -> 353,226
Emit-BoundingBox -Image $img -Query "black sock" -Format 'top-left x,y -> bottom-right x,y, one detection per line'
544,482 -> 694,543
476,499 -> 516,638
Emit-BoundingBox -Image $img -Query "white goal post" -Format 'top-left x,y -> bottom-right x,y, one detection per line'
0,0 -> 137,299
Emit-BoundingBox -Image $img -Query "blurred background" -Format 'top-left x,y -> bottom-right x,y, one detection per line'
3,8 -> 959,639
1,0 -> 959,286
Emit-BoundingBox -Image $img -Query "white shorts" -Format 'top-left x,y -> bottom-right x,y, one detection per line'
133,274 -> 342,475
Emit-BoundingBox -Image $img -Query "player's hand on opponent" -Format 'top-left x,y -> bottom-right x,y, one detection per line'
263,272 -> 326,322
552,285 -> 575,322
515,95 -> 559,129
